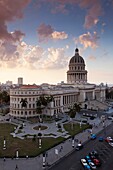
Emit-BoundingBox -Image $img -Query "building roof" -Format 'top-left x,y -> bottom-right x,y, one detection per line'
20,85 -> 40,89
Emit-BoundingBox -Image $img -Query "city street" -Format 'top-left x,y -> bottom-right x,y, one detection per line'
0,112 -> 112,170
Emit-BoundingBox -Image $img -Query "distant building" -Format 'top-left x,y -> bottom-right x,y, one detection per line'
18,77 -> 23,85
10,48 -> 106,118
6,80 -> 13,86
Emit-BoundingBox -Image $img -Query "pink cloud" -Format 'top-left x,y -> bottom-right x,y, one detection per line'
37,23 -> 68,42
88,55 -> 96,60
0,0 -> 31,41
77,32 -> 99,49
37,23 -> 54,42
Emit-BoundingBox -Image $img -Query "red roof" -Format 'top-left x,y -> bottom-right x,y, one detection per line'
20,85 -> 40,89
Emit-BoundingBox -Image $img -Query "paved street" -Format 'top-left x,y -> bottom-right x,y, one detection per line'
0,112 -> 112,170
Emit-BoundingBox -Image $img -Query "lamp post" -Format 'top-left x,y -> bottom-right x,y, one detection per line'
16,150 -> 19,159
79,121 -> 82,128
38,133 -> 42,148
72,136 -> 75,148
3,137 -> 6,150
42,152 -> 46,168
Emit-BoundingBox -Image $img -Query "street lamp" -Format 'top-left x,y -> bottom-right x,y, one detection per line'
72,136 -> 75,148
38,133 -> 42,148
16,150 -> 19,159
3,137 -> 6,150
79,121 -> 82,128
42,152 -> 46,168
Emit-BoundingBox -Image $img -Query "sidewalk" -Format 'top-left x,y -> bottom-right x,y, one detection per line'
0,119 -> 111,170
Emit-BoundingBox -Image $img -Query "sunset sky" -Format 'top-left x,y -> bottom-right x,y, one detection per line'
0,0 -> 113,85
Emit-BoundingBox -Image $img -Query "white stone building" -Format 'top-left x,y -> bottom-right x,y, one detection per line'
10,48 -> 106,118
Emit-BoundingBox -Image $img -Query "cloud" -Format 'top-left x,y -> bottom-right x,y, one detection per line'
52,31 -> 68,40
88,55 -> 96,60
0,39 -> 69,70
37,23 -> 68,42
40,47 -> 69,69
0,0 -> 31,42
79,0 -> 102,29
51,4 -> 68,14
77,32 -> 99,49
0,40 -> 21,68
42,0 -> 103,29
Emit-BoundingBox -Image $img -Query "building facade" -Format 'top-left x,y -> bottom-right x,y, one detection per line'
10,48 -> 106,118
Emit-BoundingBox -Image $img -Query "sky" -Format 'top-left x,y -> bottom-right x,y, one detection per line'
0,0 -> 113,85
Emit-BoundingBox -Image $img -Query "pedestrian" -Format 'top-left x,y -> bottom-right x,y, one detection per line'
3,157 -> 6,162
15,164 -> 18,170
46,152 -> 48,157
61,145 -> 63,150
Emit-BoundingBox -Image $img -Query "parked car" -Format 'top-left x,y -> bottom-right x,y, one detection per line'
98,136 -> 104,142
105,136 -> 113,143
90,134 -> 96,140
85,155 -> 92,163
75,143 -> 83,150
89,162 -> 97,169
89,150 -> 99,158
92,158 -> 101,167
108,116 -> 113,120
109,142 -> 113,147
80,159 -> 91,170
80,158 -> 88,166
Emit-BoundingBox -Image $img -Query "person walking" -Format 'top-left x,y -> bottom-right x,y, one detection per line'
15,164 -> 18,170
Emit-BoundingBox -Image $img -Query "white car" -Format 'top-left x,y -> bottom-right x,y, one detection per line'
80,158 -> 88,166
109,142 -> 113,147
89,162 -> 97,169
108,116 -> 113,120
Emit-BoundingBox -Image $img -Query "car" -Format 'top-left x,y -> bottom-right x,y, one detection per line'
84,164 -> 91,170
92,158 -> 101,167
80,159 -> 91,170
85,155 -> 92,163
109,142 -> 113,147
89,151 -> 99,158
75,143 -> 83,150
108,116 -> 113,120
90,134 -> 96,140
98,136 -> 104,142
80,158 -> 88,166
105,136 -> 113,143
89,162 -> 97,169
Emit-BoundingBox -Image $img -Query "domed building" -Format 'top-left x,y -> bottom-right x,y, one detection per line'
67,48 -> 87,84
10,48 -> 107,118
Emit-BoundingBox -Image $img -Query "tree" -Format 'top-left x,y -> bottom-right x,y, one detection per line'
0,91 -> 10,104
36,94 -> 54,120
68,103 -> 81,130
20,98 -> 28,108
73,103 -> 81,113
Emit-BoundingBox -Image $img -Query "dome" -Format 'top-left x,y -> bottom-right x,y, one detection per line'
67,48 -> 87,84
69,48 -> 85,65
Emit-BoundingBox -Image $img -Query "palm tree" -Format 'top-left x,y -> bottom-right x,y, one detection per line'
36,94 -> 54,120
73,103 -> 81,113
68,106 -> 76,130
20,98 -> 28,108
68,103 -> 81,130
20,98 -> 28,118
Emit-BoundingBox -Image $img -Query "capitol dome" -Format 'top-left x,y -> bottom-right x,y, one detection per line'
67,48 -> 87,84
69,48 -> 85,64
